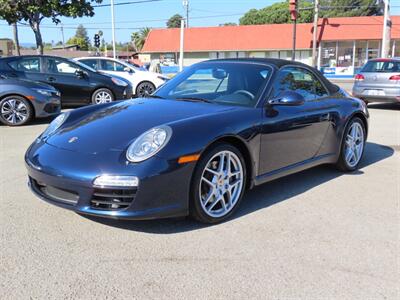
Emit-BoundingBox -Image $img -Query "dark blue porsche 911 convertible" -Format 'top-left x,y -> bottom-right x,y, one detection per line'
25,59 -> 369,223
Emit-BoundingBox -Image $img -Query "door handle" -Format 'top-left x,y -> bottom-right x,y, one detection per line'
47,76 -> 56,82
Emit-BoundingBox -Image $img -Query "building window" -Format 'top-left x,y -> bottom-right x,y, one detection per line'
337,41 -> 353,68
321,42 -> 337,67
367,40 -> 380,60
354,41 -> 367,67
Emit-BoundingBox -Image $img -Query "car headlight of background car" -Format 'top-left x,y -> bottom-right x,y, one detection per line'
111,77 -> 128,87
126,126 -> 172,162
33,88 -> 55,97
40,112 -> 69,140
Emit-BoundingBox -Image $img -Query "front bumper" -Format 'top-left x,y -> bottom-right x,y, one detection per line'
34,95 -> 62,118
115,86 -> 133,100
25,141 -> 193,220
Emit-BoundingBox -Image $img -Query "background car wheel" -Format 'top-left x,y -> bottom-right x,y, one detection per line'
336,117 -> 366,172
190,143 -> 247,224
0,96 -> 33,126
91,88 -> 114,104
136,81 -> 155,97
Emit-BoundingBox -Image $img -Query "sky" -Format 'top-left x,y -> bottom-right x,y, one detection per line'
0,0 -> 400,45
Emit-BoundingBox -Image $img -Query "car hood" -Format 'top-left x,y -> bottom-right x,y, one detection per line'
46,99 -> 237,154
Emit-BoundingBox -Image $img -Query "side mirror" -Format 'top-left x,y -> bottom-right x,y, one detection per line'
124,67 -> 132,73
75,70 -> 85,78
268,91 -> 305,106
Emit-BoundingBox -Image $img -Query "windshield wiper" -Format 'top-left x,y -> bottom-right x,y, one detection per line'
175,97 -> 212,103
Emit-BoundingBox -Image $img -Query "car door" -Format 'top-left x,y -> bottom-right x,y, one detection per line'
7,56 -> 47,82
258,66 -> 333,175
99,59 -> 135,82
44,57 -> 92,105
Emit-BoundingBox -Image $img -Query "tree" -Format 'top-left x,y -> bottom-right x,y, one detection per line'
240,1 -> 313,25
239,0 -> 383,26
166,13 -> 183,28
0,0 -> 102,55
220,22 -> 237,26
131,27 -> 151,51
319,0 -> 383,17
67,24 -> 90,50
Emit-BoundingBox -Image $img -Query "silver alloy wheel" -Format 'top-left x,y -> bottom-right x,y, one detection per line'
344,122 -> 364,168
94,91 -> 112,104
137,82 -> 155,97
1,98 -> 28,125
199,150 -> 244,218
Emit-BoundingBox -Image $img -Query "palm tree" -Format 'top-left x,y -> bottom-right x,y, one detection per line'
131,27 -> 151,51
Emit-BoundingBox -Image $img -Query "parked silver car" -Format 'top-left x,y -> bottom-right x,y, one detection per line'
352,58 -> 400,104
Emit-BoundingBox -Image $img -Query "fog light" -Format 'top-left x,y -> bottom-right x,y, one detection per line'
93,175 -> 139,187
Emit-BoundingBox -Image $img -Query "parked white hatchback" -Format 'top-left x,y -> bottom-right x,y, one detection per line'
75,57 -> 168,97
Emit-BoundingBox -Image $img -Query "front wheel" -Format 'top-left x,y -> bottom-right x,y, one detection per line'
336,117 -> 366,171
136,81 -> 155,97
190,144 -> 247,224
91,88 -> 114,104
0,96 -> 33,126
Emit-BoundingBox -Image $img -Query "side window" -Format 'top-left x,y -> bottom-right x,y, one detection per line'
47,58 -> 79,74
9,58 -> 41,73
272,67 -> 328,101
81,59 -> 98,70
100,60 -> 125,72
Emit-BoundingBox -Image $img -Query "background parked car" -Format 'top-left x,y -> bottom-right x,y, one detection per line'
0,75 -> 60,126
75,57 -> 168,97
0,55 -> 133,106
352,58 -> 400,104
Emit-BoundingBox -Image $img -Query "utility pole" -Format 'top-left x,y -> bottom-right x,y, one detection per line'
110,0 -> 117,58
381,0 -> 391,58
183,0 -> 189,28
312,0 -> 320,67
179,18 -> 185,71
289,0 -> 297,61
12,23 -> 21,56
60,24 -> 65,49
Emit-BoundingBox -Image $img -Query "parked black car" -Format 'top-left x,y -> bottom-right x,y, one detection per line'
0,75 -> 61,126
0,55 -> 132,106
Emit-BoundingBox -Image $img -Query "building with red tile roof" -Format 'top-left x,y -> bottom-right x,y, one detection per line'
141,16 -> 400,77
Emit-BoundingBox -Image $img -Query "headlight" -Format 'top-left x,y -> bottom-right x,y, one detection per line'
33,88 -> 53,96
111,77 -> 128,87
40,112 -> 69,139
126,126 -> 172,162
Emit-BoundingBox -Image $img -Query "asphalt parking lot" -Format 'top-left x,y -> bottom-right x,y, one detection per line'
0,103 -> 399,299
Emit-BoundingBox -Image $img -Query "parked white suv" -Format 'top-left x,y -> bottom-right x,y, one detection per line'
75,57 -> 168,97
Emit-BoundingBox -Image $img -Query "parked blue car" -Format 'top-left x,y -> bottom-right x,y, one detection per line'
25,59 -> 369,223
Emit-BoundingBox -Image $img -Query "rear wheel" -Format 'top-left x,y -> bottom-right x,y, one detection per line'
190,143 -> 246,224
136,81 -> 155,97
91,88 -> 114,104
0,96 -> 33,126
336,117 -> 366,171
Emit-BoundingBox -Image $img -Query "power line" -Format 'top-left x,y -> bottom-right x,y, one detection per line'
93,0 -> 162,8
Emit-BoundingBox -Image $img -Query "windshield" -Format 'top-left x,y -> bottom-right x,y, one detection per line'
70,59 -> 97,73
362,60 -> 400,73
154,62 -> 271,107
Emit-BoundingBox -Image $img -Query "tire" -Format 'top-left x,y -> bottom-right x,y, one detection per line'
0,96 -> 33,126
136,81 -> 156,97
91,88 -> 114,104
336,117 -> 366,172
190,143 -> 247,224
